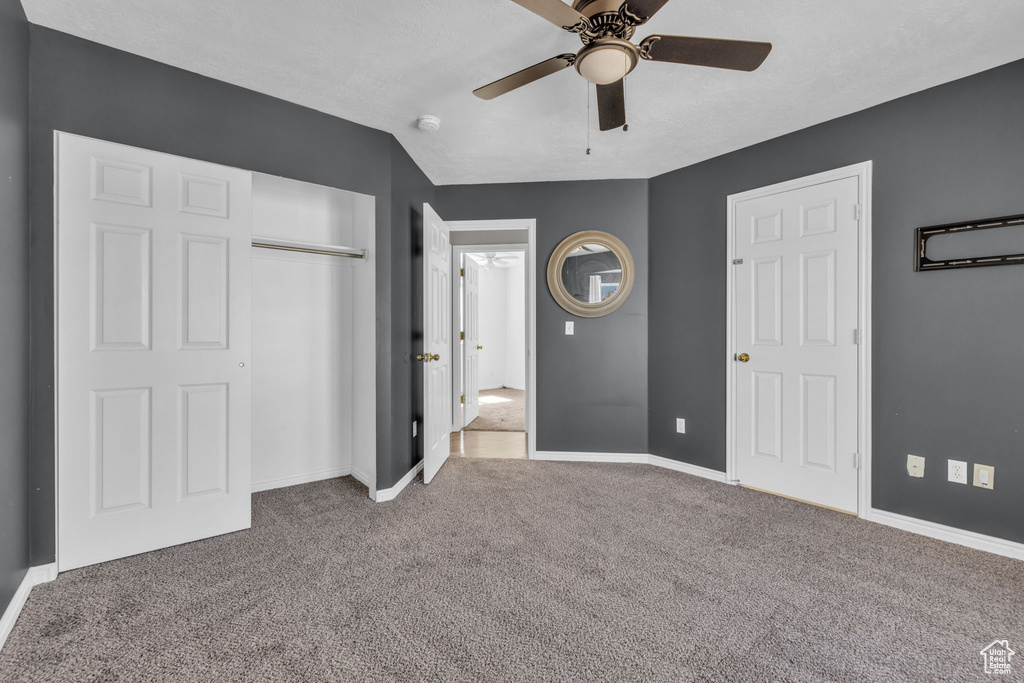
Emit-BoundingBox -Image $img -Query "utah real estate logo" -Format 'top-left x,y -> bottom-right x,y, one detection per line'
980,640 -> 1015,675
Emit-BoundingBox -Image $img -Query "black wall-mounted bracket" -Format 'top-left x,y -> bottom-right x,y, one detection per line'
914,213 -> 1024,271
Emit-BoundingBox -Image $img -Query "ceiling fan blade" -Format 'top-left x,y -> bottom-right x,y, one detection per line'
596,80 -> 626,132
508,0 -> 590,32
473,54 -> 576,100
619,0 -> 672,26
639,35 -> 772,71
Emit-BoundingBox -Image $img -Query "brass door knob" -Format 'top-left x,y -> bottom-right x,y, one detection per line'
416,354 -> 429,362
737,353 -> 750,363
477,345 -> 483,350
430,353 -> 440,362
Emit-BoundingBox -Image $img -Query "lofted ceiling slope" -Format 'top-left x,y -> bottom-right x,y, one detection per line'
21,0 -> 1024,185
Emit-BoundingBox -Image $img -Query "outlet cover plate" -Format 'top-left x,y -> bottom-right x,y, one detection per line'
947,459 -> 968,484
973,464 -> 995,490
907,454 -> 926,478
676,418 -> 686,434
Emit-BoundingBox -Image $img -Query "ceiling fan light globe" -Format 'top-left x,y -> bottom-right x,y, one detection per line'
575,40 -> 639,85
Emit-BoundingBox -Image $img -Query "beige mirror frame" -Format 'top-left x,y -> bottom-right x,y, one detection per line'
547,230 -> 635,318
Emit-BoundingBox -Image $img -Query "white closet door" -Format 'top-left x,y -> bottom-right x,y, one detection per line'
463,256 -> 481,425
57,133 -> 252,571
733,175 -> 860,512
422,203 -> 452,484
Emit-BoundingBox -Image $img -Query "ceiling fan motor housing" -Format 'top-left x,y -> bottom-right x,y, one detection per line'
573,0 -> 637,43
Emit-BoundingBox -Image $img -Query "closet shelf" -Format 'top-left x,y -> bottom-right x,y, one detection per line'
252,237 -> 365,260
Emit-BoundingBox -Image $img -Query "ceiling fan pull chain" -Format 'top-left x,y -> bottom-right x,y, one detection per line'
586,80 -> 592,155
622,51 -> 629,132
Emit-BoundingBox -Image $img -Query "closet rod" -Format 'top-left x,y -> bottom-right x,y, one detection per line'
252,240 -> 365,260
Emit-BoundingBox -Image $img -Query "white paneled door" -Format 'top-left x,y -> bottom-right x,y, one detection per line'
57,133 -> 253,570
733,176 -> 860,512
422,204 -> 452,484
462,256 -> 481,426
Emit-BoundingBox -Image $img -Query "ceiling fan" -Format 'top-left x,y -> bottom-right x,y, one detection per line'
473,0 -> 773,131
479,252 -> 513,269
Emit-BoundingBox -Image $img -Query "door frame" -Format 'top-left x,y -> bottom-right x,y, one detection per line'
447,220 -> 537,461
725,161 -> 873,516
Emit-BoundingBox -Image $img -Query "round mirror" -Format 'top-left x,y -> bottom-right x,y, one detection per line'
547,231 -> 635,318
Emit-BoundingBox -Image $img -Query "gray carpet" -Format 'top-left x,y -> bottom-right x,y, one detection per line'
465,388 -> 525,432
2,459 -> 1022,682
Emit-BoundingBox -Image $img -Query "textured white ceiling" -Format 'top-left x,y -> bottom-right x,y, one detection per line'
22,0 -> 1024,185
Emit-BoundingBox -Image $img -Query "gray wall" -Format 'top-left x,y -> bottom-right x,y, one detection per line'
26,27 -> 420,563
0,0 -> 30,615
388,139 -> 436,486
437,180 -> 649,454
648,58 -> 1024,543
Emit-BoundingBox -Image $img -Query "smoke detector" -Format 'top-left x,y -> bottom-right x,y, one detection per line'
417,115 -> 441,132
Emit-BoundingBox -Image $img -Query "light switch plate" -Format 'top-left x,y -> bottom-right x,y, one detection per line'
412,421 -> 417,438
907,454 -> 926,478
565,321 -> 574,335
947,459 -> 968,484
973,464 -> 995,490
676,418 -> 686,434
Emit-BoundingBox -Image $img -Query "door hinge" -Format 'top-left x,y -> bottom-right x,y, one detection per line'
460,331 -> 465,340
460,394 -> 465,405
853,453 -> 861,469
853,329 -> 860,345
460,268 -> 465,277
732,258 -> 744,265
854,205 -> 861,221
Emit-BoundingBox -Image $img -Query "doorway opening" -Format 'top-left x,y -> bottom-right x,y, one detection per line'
54,132 -> 377,571
454,248 -> 527,459
448,221 -> 537,461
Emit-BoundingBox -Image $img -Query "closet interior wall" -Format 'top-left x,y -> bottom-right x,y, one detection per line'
251,173 -> 376,494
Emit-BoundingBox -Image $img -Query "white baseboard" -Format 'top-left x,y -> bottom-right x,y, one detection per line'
534,451 -> 729,483
647,454 -> 730,483
350,467 -> 373,491
1,563 -> 57,652
864,508 -> 1024,562
252,466 -> 351,493
374,461 -> 423,503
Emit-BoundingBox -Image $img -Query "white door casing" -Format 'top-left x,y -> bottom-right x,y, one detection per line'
731,173 -> 861,513
56,133 -> 253,570
463,256 -> 481,426
422,203 -> 452,484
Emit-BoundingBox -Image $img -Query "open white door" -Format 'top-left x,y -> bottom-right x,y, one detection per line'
56,133 -> 252,570
422,204 -> 453,484
462,256 -> 481,426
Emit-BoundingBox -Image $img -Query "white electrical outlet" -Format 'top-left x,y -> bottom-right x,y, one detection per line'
565,321 -> 574,335
906,454 -> 926,478
947,459 -> 967,484
676,418 -> 686,434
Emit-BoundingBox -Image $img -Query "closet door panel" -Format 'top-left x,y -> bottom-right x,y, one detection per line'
57,133 -> 252,571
